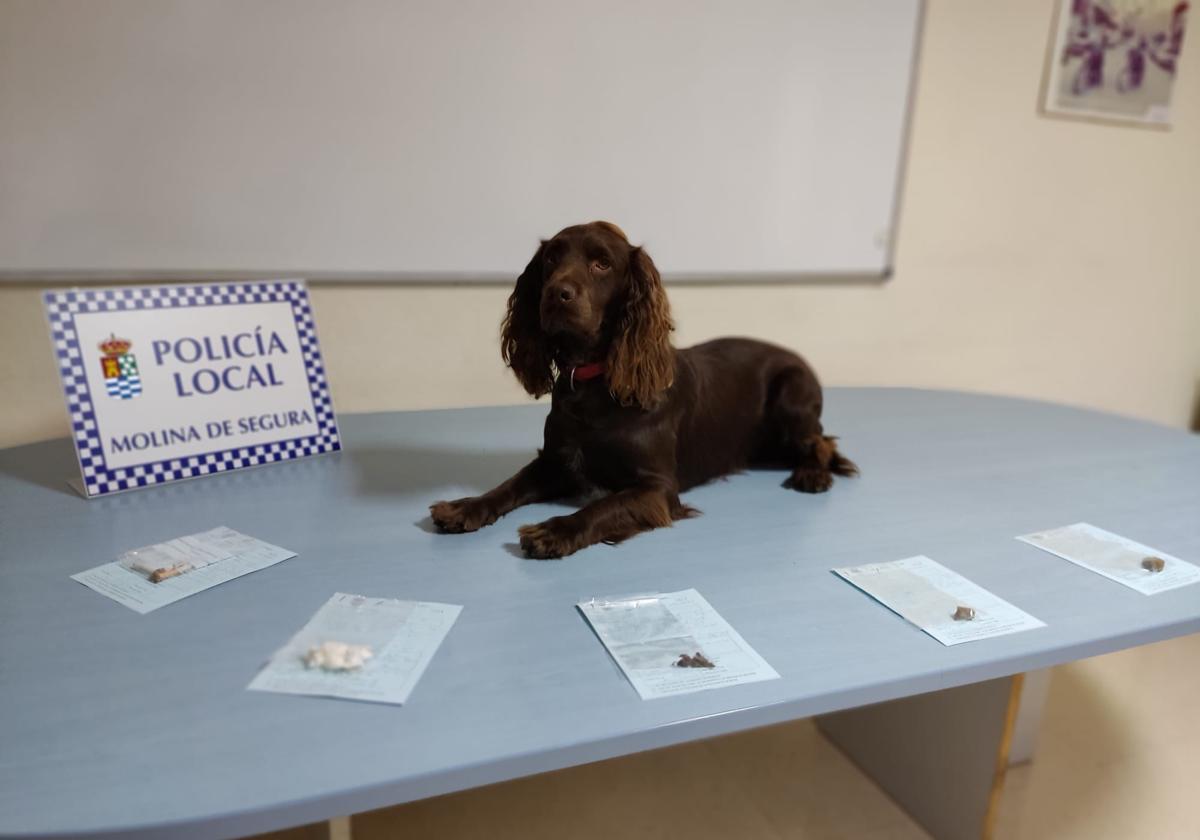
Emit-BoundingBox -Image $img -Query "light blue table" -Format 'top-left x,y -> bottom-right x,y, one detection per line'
1,389 -> 1197,840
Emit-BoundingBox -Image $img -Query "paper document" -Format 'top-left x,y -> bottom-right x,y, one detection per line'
71,527 -> 296,613
833,555 -> 1046,646
578,588 -> 779,700
247,592 -> 462,705
1018,523 -> 1199,595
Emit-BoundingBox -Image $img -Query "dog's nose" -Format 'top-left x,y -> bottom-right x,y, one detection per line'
545,282 -> 577,306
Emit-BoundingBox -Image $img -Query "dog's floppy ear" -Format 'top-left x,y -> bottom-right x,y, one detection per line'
501,241 -> 555,398
606,245 -> 674,409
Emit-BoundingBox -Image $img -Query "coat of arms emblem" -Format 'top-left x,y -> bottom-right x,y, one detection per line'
99,334 -> 142,399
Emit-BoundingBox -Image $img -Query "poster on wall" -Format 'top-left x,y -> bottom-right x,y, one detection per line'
43,280 -> 340,498
1042,0 -> 1190,126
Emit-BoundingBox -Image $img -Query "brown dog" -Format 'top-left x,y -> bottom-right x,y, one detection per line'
430,222 -> 856,558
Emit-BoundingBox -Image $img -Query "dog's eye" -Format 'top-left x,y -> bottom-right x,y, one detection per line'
591,258 -> 611,272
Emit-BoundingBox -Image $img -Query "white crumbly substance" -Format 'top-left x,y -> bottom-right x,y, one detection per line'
302,641 -> 374,672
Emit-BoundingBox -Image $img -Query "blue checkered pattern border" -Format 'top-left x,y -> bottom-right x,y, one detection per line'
43,281 -> 341,497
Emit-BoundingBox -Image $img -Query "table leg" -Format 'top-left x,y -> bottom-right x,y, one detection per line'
247,818 -> 347,840
815,674 -> 1024,840
1008,668 -> 1051,764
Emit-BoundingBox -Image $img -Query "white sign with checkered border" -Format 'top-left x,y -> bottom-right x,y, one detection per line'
43,281 -> 340,498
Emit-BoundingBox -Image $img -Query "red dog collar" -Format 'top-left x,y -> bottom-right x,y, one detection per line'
569,362 -> 606,390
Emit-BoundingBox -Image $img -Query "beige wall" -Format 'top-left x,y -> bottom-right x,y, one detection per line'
2,0 -> 1198,449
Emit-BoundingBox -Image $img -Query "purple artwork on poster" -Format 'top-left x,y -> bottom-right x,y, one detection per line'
1044,0 -> 1189,125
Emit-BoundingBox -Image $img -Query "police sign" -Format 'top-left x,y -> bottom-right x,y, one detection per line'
44,281 -> 340,497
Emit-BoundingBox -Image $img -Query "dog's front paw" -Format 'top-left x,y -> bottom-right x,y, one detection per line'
429,497 -> 498,533
784,468 -> 833,493
518,517 -> 582,559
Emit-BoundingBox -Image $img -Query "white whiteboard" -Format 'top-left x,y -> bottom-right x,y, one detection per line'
0,0 -> 921,279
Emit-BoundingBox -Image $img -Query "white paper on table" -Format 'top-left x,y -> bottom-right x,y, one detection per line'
1018,523 -> 1200,595
833,556 -> 1046,646
577,588 -> 779,700
71,527 -> 296,614
247,592 -> 462,706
